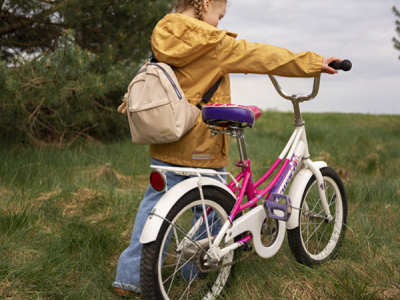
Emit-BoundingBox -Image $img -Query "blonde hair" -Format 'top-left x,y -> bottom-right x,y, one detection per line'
173,0 -> 226,21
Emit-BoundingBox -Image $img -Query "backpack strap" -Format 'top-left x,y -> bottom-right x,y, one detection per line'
151,50 -> 222,110
195,78 -> 222,110
150,50 -> 158,63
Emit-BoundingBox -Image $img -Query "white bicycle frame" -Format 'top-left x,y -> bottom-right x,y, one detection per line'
140,75 -> 333,262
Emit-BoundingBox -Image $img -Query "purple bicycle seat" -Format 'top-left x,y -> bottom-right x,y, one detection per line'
202,104 -> 261,128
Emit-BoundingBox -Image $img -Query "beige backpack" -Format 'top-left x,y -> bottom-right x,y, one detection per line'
119,61 -> 221,145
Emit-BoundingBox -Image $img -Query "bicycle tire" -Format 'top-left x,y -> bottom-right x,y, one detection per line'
287,167 -> 347,266
141,186 -> 237,300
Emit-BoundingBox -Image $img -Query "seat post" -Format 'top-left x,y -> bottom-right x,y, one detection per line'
234,128 -> 248,161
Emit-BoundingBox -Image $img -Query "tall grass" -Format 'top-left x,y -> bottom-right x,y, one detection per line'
1,112 -> 399,299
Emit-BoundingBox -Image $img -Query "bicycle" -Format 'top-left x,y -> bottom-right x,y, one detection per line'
139,60 -> 352,300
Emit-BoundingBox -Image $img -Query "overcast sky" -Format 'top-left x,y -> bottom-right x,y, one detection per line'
218,0 -> 399,115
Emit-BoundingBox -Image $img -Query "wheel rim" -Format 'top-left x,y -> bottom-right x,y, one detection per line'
300,176 -> 344,261
157,199 -> 233,300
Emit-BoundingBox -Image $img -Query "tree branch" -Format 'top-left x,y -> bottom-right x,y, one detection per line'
0,18 -> 34,35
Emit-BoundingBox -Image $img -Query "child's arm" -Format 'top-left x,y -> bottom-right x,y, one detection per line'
215,36 -> 324,78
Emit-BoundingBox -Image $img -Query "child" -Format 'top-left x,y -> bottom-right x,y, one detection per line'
113,0 -> 340,297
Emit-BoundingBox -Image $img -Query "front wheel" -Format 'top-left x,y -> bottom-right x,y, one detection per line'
141,186 -> 237,300
287,167 -> 348,266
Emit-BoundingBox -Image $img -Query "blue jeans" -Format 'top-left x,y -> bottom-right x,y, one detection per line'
113,157 -> 225,293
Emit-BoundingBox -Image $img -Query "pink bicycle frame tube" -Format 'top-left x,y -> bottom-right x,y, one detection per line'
227,158 -> 290,221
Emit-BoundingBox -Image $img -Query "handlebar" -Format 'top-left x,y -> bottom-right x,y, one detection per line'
268,59 -> 352,102
268,75 -> 321,102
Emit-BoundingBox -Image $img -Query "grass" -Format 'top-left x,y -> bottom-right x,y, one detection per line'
0,111 -> 399,299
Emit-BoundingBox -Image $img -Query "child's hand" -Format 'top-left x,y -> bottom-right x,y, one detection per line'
321,57 -> 341,74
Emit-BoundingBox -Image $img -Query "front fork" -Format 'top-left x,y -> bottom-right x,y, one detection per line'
303,158 -> 333,221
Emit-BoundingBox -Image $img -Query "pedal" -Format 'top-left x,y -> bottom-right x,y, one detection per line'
266,193 -> 292,221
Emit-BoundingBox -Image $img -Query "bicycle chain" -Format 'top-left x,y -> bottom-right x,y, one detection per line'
195,248 -> 257,273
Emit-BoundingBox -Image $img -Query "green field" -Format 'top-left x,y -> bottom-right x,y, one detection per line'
1,112 -> 399,299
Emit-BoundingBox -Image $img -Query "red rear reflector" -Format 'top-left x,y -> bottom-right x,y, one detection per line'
150,171 -> 166,191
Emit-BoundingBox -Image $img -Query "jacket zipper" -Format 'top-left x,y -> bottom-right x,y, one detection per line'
148,63 -> 182,99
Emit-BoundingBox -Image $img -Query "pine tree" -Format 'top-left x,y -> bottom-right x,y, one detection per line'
1,0 -> 170,64
394,6 -> 400,59
0,0 -> 172,145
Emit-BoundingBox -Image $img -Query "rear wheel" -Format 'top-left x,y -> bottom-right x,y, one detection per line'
287,167 -> 347,266
141,186 -> 236,300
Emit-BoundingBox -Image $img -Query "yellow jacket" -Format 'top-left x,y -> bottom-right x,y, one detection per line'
150,13 -> 322,168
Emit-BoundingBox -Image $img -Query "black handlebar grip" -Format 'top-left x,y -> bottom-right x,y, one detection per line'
328,59 -> 352,71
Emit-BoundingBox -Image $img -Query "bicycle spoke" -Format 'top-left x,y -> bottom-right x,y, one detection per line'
303,218 -> 325,248
166,250 -> 184,293
299,178 -> 343,256
173,226 -> 180,248
314,220 -> 330,254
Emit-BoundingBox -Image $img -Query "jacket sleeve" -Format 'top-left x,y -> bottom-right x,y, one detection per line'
216,35 -> 323,78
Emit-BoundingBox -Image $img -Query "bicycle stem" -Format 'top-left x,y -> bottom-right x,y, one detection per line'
291,95 -> 305,127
